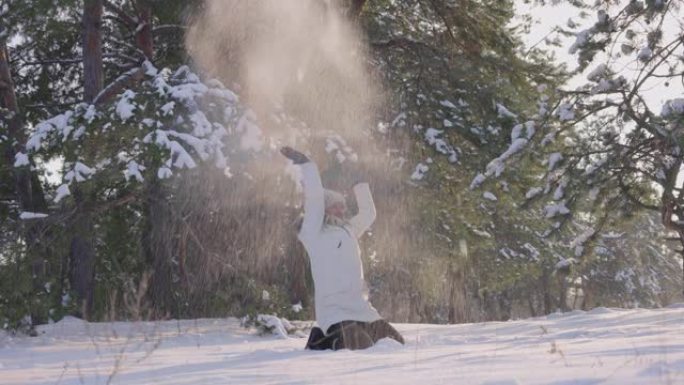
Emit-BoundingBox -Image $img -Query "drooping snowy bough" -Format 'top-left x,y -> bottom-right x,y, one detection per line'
468,2 -> 684,293
25,62 -> 262,204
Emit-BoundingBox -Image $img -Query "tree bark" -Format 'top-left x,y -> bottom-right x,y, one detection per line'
68,0 -> 104,320
143,180 -> 175,318
68,197 -> 96,319
1,41 -> 50,326
135,0 -> 169,319
527,295 -> 537,317
447,263 -> 466,323
558,273 -> 569,312
679,230 -> 684,297
497,290 -> 512,321
134,0 -> 154,59
0,45 -> 47,213
287,240 -> 310,309
83,0 -> 104,102
541,266 -> 553,314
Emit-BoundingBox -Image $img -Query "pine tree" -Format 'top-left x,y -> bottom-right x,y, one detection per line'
471,0 -> 684,299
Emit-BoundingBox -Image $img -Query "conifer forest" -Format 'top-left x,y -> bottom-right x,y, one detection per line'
1,0 -> 683,333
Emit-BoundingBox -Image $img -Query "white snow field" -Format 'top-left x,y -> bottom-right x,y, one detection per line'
2,305 -> 684,385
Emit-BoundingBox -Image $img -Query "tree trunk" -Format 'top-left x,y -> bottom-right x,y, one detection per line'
557,270 -> 570,312
133,1 -> 169,319
0,45 -> 48,214
68,196 -> 96,319
448,240 -> 470,323
287,239 -> 310,309
658,160 -> 684,296
1,40 -> 50,327
497,290 -> 511,321
68,0 -> 104,320
134,0 -> 154,59
447,264 -> 466,323
83,0 -> 103,102
527,294 -> 537,317
678,230 -> 684,297
581,282 -> 590,310
541,266 -> 553,314
408,291 -> 422,323
91,0 -> 152,106
144,180 -> 175,319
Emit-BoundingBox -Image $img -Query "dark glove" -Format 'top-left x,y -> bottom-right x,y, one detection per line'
280,146 -> 310,164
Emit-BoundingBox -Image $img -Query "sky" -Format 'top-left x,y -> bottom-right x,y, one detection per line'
518,0 -> 683,112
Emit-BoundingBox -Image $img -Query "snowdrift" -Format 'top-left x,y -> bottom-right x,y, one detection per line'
1,305 -> 683,384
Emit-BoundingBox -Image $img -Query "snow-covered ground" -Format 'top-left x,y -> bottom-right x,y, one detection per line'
2,305 -> 684,385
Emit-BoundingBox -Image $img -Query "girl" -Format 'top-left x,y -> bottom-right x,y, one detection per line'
281,146 -> 404,350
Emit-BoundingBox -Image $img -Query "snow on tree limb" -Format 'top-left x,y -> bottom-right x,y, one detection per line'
13,152 -> 29,167
544,202 -> 570,218
425,128 -> 458,163
26,62 -> 263,204
19,212 -> 49,220
54,184 -> 71,203
93,66 -> 145,105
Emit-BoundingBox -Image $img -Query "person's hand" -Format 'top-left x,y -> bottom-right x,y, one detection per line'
280,146 -> 310,164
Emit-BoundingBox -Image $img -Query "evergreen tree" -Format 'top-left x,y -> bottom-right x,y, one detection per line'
471,0 -> 684,299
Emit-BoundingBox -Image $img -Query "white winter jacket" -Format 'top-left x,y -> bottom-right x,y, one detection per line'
297,162 -> 382,333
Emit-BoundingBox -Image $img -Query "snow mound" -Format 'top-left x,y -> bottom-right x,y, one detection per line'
481,380 -> 521,385
367,337 -> 404,352
2,306 -> 684,384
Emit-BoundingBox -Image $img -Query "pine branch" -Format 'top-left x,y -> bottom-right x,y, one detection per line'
92,65 -> 144,105
23,54 -> 121,66
106,36 -> 146,58
22,58 -> 83,66
152,24 -> 186,34
24,101 -> 81,109
616,175 -> 660,212
103,0 -> 137,29
108,50 -> 142,64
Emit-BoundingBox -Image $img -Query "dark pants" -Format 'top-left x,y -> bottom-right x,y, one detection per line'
305,319 -> 405,351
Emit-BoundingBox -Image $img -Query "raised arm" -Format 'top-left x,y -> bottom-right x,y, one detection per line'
280,147 -> 324,240
348,183 -> 377,238
298,162 -> 325,239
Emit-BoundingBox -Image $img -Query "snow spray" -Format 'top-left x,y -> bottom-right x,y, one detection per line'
183,0 -> 440,322
185,0 -> 379,141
